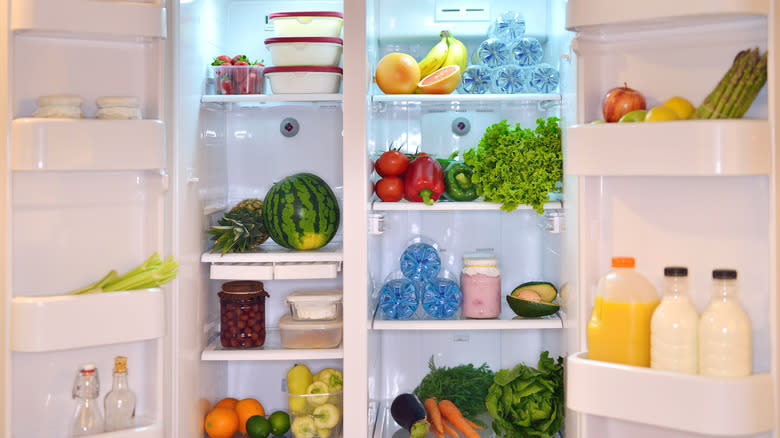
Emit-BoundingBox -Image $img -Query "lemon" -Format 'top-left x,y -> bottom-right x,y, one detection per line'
644,106 -> 680,122
662,96 -> 695,120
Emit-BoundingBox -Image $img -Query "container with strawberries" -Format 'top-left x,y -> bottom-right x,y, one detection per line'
210,54 -> 264,95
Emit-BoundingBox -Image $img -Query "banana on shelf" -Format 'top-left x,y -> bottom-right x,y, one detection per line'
417,30 -> 468,78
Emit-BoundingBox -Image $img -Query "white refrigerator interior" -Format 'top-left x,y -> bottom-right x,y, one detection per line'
1,0 -> 778,438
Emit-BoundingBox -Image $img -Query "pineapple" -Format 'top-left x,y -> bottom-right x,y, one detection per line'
208,198 -> 269,254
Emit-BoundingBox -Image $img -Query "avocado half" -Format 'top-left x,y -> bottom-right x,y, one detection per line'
507,281 -> 560,318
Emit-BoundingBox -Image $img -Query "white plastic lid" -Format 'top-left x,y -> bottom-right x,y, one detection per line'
285,289 -> 342,305
278,313 -> 342,329
463,252 -> 498,266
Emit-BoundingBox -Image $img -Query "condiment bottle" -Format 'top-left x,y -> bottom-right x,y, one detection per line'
104,356 -> 137,431
650,266 -> 699,374
699,269 -> 752,377
587,256 -> 659,367
460,253 -> 501,318
71,363 -> 104,436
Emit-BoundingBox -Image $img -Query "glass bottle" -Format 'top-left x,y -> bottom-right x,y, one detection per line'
71,363 -> 104,436
699,269 -> 752,377
104,356 -> 137,431
650,266 -> 699,374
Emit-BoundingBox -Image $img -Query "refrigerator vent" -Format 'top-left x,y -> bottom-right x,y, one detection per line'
434,0 -> 490,22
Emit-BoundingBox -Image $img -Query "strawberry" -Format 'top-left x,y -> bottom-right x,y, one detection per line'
211,55 -> 232,66
233,60 -> 249,83
247,70 -> 259,94
232,54 -> 249,64
220,78 -> 234,95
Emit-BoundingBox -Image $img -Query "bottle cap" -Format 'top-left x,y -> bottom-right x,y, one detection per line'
611,256 -> 635,268
713,269 -> 737,279
114,356 -> 127,373
79,363 -> 97,376
664,266 -> 688,277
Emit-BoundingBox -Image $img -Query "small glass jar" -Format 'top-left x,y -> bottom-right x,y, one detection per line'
460,253 -> 501,318
219,281 -> 269,348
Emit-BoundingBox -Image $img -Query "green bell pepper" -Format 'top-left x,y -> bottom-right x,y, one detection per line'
444,162 -> 478,201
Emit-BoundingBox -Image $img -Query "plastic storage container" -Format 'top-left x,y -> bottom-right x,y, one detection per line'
268,11 -> 344,37
285,289 -> 343,321
219,281 -> 270,348
287,390 -> 343,437
278,314 -> 342,349
265,37 -> 343,67
210,65 -> 264,95
587,256 -> 659,367
264,66 -> 343,94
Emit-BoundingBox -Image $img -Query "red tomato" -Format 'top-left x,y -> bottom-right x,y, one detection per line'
376,176 -> 404,202
375,150 -> 409,177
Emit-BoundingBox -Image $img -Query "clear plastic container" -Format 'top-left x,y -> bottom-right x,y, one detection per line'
287,390 -> 343,438
587,256 -> 659,367
268,11 -> 344,37
265,37 -> 343,67
264,66 -> 343,94
285,289 -> 343,321
219,281 -> 269,348
278,314 -> 343,349
209,65 -> 264,95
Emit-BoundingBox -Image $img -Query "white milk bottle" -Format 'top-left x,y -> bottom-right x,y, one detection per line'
699,269 -> 752,377
650,266 -> 699,374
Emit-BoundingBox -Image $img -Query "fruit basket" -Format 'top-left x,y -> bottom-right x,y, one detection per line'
287,390 -> 343,438
209,65 -> 264,95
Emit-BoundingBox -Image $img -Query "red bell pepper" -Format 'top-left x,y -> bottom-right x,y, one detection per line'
404,152 -> 445,205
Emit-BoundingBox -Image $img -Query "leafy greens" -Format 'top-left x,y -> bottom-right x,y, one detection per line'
463,117 -> 562,214
485,351 -> 564,438
413,356 -> 494,425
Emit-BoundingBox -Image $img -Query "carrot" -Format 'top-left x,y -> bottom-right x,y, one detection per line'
442,420 -> 459,438
464,418 -> 483,430
424,398 -> 445,435
439,400 -> 481,438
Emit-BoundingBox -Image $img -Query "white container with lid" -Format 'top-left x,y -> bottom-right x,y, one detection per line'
278,314 -> 343,349
265,37 -> 343,67
264,66 -> 343,94
285,289 -> 343,321
268,11 -> 344,37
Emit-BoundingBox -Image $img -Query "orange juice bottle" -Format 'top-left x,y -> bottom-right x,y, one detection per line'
587,256 -> 659,367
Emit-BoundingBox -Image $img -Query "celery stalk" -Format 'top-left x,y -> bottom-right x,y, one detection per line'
66,270 -> 118,295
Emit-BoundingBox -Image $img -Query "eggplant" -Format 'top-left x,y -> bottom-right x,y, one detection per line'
391,393 -> 430,438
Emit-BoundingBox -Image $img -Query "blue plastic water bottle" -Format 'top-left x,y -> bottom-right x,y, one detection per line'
458,65 -> 493,94
511,37 -> 543,66
378,279 -> 419,320
488,11 -> 526,42
491,65 -> 530,94
528,63 -> 560,93
422,278 -> 462,319
400,243 -> 441,282
476,38 -> 511,68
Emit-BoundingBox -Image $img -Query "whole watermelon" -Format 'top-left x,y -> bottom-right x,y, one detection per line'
262,173 -> 341,250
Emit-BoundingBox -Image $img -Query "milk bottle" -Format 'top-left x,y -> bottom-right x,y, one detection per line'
650,266 -> 699,374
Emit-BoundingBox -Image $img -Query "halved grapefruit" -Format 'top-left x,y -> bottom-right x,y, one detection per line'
417,65 -> 461,94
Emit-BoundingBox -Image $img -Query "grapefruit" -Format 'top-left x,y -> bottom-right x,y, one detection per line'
375,52 -> 421,94
417,65 -> 461,94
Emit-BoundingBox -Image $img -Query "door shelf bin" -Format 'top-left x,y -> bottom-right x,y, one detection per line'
11,118 -> 166,171
86,419 -> 162,438
11,288 -> 164,352
566,352 -> 774,436
566,120 -> 770,176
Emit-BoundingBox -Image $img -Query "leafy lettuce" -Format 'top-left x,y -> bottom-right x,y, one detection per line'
463,117 -> 562,214
485,351 -> 564,438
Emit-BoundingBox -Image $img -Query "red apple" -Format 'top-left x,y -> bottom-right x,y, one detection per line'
602,83 -> 647,123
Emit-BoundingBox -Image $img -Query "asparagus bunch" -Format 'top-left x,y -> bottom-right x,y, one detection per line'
67,253 -> 178,295
691,47 -> 768,119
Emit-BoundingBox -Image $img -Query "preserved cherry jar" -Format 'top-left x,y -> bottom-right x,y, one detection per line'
219,281 -> 269,348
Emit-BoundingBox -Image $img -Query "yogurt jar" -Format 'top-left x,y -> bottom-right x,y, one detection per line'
461,253 -> 501,318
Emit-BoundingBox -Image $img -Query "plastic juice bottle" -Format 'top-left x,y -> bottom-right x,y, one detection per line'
650,266 -> 699,374
587,256 -> 659,367
699,269 -> 752,377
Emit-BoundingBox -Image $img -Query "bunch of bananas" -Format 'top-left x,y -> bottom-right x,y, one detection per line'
418,30 -> 468,78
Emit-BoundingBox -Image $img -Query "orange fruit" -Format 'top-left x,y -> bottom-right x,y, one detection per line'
215,397 -> 238,410
235,398 -> 266,434
418,65 -> 461,94
204,407 -> 239,438
375,52 -> 421,94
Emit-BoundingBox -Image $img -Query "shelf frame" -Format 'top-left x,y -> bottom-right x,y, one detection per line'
201,329 -> 343,361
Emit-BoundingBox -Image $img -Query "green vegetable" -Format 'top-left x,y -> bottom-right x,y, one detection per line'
436,150 -> 459,170
692,47 -> 768,119
464,117 -> 562,214
413,356 -> 494,425
485,351 -> 564,438
66,253 -> 178,295
444,162 -> 478,201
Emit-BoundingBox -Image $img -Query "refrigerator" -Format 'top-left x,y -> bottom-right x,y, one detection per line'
0,0 -> 776,438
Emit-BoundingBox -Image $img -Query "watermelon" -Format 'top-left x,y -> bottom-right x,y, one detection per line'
262,173 -> 341,250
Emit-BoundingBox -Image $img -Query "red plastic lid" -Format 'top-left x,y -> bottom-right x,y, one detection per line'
265,37 -> 343,45
611,256 -> 635,268
264,66 -> 343,74
269,11 -> 343,19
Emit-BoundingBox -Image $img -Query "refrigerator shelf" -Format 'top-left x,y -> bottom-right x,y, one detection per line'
208,261 -> 341,280
370,200 -> 563,212
566,352 -> 774,435
201,94 -> 343,104
201,329 -> 343,361
10,288 -> 164,352
371,93 -> 561,104
566,0 -> 768,32
11,0 -> 166,40
566,119 -> 770,176
11,118 -> 166,171
371,318 -> 564,331
201,242 -> 343,264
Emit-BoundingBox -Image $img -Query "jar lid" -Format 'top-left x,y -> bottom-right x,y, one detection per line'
285,289 -> 343,304
265,37 -> 343,45
462,252 -> 498,266
222,280 -> 264,293
269,11 -> 344,19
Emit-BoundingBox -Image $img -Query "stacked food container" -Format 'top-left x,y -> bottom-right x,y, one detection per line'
279,290 -> 343,349
264,11 -> 344,94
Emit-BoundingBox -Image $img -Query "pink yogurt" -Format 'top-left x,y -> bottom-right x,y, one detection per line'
461,272 -> 501,318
